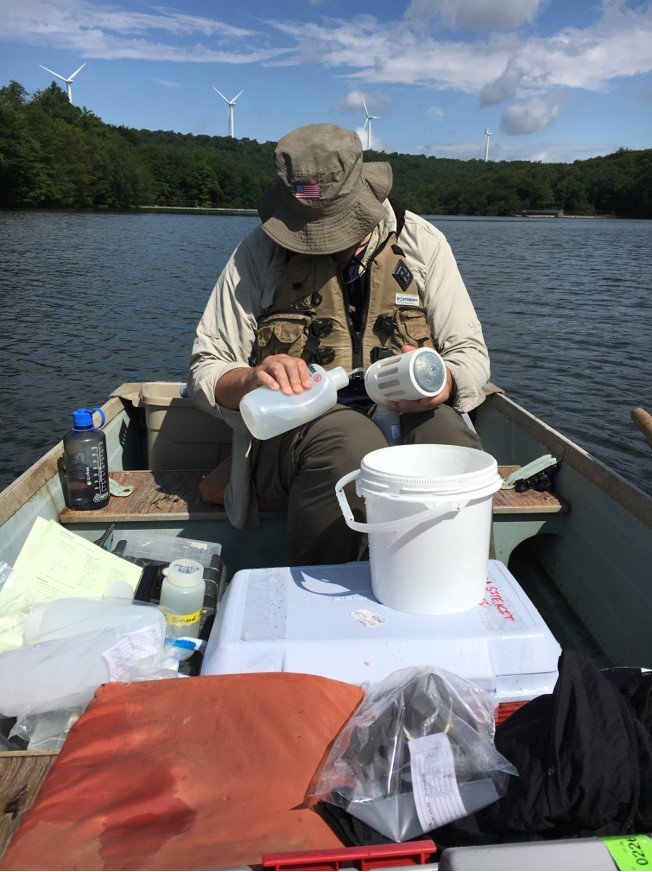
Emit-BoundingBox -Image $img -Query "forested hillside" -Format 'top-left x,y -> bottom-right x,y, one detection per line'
1,81 -> 650,217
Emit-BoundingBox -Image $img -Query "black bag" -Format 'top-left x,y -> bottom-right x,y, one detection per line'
437,649 -> 652,846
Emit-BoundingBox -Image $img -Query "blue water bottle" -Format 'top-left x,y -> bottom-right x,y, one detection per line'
63,408 -> 110,510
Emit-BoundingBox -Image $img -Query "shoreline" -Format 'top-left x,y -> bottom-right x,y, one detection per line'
135,205 -> 258,216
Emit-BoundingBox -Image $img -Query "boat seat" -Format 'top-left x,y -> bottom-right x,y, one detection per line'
58,465 -> 569,524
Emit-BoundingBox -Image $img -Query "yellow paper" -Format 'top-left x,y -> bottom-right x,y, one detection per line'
9,516 -> 141,603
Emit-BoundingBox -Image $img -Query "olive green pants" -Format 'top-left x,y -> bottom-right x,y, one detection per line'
251,403 -> 482,566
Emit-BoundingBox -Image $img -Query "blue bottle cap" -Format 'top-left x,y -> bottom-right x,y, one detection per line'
72,408 -> 94,430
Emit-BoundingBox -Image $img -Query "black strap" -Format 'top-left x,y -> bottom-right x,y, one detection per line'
389,197 -> 407,237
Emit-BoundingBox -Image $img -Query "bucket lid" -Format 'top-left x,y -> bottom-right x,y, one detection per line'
357,444 -> 501,499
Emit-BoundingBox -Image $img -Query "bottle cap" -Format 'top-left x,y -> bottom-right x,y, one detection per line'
328,366 -> 349,391
166,559 -> 204,588
72,408 -> 94,430
72,407 -> 106,430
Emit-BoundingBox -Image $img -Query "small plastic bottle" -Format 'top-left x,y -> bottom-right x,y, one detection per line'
240,364 -> 349,440
373,404 -> 402,446
159,559 -> 206,637
63,408 -> 110,510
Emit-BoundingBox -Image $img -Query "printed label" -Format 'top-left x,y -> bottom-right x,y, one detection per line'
350,608 -> 388,629
603,835 -> 652,870
164,609 -> 202,627
409,733 -> 466,831
395,293 -> 420,307
102,624 -> 164,681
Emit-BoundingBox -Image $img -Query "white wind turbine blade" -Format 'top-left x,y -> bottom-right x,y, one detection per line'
67,63 -> 86,81
362,95 -> 369,118
212,86 -> 230,104
231,90 -> 244,104
39,65 -> 67,83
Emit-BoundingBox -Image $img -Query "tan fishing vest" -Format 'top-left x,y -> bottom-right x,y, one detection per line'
252,232 -> 436,372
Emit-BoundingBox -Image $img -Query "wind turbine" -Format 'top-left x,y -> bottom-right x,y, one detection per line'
483,128 -> 492,162
362,95 -> 379,151
212,87 -> 243,138
38,63 -> 86,104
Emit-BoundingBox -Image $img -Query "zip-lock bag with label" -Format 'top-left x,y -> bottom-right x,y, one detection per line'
306,666 -> 517,842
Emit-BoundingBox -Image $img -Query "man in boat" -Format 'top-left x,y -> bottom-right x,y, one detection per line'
189,123 -> 490,564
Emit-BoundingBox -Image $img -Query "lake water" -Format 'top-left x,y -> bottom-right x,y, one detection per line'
0,211 -> 650,495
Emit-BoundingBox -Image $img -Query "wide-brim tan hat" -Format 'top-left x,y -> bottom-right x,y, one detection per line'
257,123 -> 393,255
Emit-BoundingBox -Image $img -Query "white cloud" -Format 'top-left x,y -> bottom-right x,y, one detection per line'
152,78 -> 181,89
426,105 -> 444,119
501,93 -> 569,135
421,141 -> 484,159
1,0 -> 651,113
404,0 -> 543,32
342,90 -> 366,111
355,125 -> 386,153
418,138 -> 620,162
0,0 -> 289,63
266,16 -> 511,92
479,60 -> 526,105
266,3 -> 652,103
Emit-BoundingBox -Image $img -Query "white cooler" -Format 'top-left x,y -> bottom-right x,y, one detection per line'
202,560 -> 561,711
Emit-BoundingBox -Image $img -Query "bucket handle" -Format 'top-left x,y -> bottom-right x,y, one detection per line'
335,470 -> 471,534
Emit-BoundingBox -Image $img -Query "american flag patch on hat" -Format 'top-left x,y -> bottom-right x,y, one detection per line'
295,183 -> 320,199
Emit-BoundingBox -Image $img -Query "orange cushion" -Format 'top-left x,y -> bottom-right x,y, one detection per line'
199,456 -> 282,512
2,674 -> 363,870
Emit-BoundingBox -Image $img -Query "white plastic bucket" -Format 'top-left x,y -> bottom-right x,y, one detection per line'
335,445 -> 502,615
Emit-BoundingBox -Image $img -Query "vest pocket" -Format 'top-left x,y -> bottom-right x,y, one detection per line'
394,306 -> 434,349
254,312 -> 311,362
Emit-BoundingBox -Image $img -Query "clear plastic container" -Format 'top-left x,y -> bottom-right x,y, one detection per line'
24,598 -> 166,645
239,364 -> 349,440
159,559 -> 206,637
63,408 -> 110,510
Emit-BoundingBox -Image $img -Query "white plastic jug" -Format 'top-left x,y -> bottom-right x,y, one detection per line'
24,598 -> 166,645
335,445 -> 502,615
239,364 -> 349,440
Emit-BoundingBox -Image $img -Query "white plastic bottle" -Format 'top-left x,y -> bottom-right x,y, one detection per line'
159,558 -> 206,637
373,403 -> 402,445
24,598 -> 167,645
240,364 -> 350,440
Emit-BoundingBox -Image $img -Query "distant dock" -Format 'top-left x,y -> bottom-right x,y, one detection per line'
136,205 -> 257,216
520,209 -> 565,218
519,209 -> 610,219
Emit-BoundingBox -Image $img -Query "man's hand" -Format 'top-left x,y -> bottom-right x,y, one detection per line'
215,354 -> 313,410
386,345 -> 454,413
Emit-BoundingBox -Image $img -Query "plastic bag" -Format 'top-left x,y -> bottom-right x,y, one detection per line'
307,667 -> 518,842
0,622 -> 177,719
0,561 -> 32,653
9,706 -> 85,751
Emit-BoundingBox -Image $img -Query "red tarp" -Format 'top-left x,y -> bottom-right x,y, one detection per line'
1,673 -> 363,870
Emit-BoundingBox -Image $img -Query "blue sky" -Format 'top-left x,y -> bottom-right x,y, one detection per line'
1,0 -> 651,162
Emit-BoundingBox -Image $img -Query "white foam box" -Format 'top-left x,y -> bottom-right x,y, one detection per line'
203,560 -> 561,705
